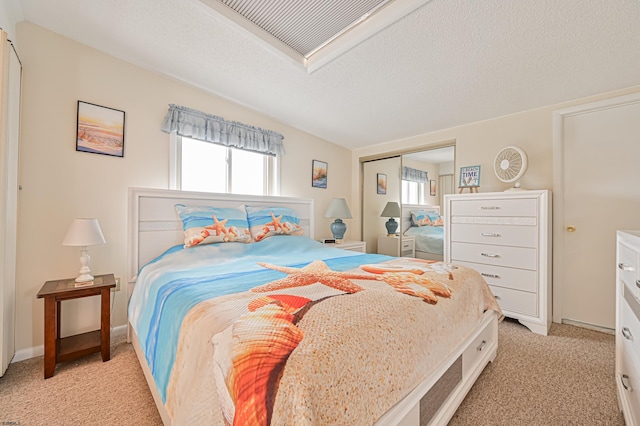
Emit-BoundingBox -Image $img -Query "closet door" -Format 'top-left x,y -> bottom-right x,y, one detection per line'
0,30 -> 20,376
555,93 -> 640,331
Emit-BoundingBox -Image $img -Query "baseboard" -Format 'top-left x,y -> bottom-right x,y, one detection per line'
561,318 -> 614,335
12,324 -> 128,363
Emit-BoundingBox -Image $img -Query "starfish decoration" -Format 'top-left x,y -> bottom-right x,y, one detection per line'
204,214 -> 228,236
266,212 -> 284,231
378,272 -> 453,304
251,260 -> 374,294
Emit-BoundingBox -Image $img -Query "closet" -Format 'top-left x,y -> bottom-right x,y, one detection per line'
0,29 -> 21,376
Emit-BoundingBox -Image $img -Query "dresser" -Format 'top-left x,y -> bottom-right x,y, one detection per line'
616,231 -> 640,424
444,190 -> 551,335
378,235 -> 415,257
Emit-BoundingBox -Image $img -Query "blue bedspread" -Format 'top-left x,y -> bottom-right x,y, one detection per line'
128,236 -> 389,402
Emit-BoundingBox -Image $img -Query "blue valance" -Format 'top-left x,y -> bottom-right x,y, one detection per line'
402,166 -> 429,183
161,104 -> 285,156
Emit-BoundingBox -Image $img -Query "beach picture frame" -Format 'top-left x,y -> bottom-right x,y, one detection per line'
76,101 -> 125,157
312,159 -> 328,188
377,173 -> 387,194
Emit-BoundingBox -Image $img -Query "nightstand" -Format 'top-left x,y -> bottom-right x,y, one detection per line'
378,235 -> 415,257
36,273 -> 116,378
323,240 -> 366,253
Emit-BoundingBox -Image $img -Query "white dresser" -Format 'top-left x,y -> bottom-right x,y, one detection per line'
616,231 -> 640,424
444,190 -> 551,335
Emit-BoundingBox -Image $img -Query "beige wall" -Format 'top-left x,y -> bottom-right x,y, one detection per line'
351,85 -> 640,234
14,22 -> 351,355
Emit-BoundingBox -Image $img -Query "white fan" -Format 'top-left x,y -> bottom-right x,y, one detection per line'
494,146 -> 528,191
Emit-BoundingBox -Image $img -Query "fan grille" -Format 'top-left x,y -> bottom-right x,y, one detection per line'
494,147 -> 527,183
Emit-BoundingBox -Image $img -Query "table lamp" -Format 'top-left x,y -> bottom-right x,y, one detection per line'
380,202 -> 401,235
62,218 -> 106,282
324,198 -> 352,242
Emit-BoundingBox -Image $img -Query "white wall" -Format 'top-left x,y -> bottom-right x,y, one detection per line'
14,22 -> 352,355
0,0 -> 22,42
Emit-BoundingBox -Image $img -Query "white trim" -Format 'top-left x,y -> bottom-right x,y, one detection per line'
552,92 -> 640,324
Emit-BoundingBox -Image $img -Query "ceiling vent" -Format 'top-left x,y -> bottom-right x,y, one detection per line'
199,0 -> 432,72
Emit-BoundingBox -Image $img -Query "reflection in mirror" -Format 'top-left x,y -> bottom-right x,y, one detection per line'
362,156 -> 401,255
400,146 -> 455,261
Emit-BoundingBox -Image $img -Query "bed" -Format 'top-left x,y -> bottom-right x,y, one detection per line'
127,188 -> 501,425
401,204 -> 444,261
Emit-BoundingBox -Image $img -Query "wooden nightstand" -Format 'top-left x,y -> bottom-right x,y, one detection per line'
36,273 -> 116,378
323,240 -> 366,253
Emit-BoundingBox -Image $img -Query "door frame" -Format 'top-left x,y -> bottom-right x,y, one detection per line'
552,92 -> 640,324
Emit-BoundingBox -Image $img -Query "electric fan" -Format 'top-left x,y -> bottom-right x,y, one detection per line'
493,146 -> 528,191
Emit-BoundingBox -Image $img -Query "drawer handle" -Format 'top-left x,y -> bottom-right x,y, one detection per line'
477,340 -> 487,352
619,263 -> 635,272
494,295 -> 501,300
481,233 -> 501,237
480,206 -> 500,210
481,253 -> 499,258
622,327 -> 633,340
621,374 -> 632,391
636,280 -> 640,289
481,273 -> 500,279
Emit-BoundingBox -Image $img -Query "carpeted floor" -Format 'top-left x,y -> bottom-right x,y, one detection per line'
0,319 -> 625,425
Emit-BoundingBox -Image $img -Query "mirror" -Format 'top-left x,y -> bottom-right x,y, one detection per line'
361,145 -> 455,258
362,156 -> 402,255
400,146 -> 455,260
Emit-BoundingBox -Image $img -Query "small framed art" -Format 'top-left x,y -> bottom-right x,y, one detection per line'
430,180 -> 437,196
76,101 -> 125,157
459,165 -> 481,188
312,160 -> 328,188
377,173 -> 387,194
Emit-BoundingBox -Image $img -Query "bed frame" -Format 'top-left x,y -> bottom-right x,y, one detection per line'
127,188 -> 498,425
401,204 -> 444,261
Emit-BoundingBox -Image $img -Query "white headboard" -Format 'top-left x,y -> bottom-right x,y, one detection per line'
128,188 -> 314,283
401,204 -> 440,233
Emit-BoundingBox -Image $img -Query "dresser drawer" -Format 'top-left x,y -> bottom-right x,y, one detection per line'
454,261 -> 538,293
618,242 -> 639,294
489,285 -> 537,317
618,347 -> 640,426
620,285 -> 640,357
450,242 -> 537,270
450,198 -> 537,217
450,223 -> 538,248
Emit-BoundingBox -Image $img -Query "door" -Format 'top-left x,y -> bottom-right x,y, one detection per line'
555,93 -> 640,330
0,31 -> 20,376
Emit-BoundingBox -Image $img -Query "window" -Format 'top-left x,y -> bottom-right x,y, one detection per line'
170,135 -> 279,196
402,180 -> 424,204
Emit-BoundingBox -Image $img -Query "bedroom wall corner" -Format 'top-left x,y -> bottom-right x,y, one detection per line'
13,22 -> 354,356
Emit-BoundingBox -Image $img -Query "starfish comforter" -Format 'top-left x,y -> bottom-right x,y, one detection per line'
129,236 -> 501,425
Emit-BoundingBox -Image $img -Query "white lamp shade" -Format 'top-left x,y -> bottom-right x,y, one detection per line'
325,198 -> 352,219
380,202 -> 401,218
62,218 -> 106,246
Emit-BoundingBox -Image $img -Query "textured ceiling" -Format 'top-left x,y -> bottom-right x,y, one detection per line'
15,0 -> 640,150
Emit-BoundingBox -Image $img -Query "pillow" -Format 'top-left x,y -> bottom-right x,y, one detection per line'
411,210 -> 443,227
175,204 -> 252,248
245,205 -> 304,241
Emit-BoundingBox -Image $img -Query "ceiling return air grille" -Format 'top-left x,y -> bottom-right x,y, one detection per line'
214,0 -> 391,57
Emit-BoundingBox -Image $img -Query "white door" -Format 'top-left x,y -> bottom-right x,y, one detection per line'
554,93 -> 640,330
0,32 -> 20,376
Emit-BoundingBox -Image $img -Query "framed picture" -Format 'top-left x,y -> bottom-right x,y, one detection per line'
76,101 -> 125,157
459,165 -> 481,188
430,180 -> 437,196
312,160 -> 328,188
377,173 -> 387,194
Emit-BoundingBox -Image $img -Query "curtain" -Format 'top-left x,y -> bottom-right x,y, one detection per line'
402,166 -> 428,183
161,104 -> 285,156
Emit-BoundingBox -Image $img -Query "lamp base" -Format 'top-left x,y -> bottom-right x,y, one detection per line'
385,218 -> 398,235
75,273 -> 95,283
330,219 -> 347,241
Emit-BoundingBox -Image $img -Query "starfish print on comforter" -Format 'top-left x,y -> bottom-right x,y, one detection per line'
251,260 -> 375,294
